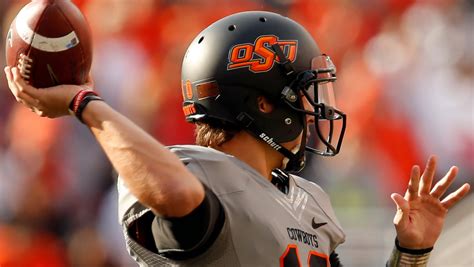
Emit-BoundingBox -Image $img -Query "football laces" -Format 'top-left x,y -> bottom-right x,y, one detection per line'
18,53 -> 33,80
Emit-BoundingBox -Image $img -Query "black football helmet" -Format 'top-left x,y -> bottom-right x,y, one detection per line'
181,11 -> 346,172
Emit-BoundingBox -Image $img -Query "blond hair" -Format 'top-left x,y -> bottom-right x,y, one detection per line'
195,122 -> 239,147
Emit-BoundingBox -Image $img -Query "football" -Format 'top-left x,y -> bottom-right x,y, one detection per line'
5,0 -> 92,88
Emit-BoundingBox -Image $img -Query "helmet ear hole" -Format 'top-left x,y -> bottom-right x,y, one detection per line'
257,96 -> 274,114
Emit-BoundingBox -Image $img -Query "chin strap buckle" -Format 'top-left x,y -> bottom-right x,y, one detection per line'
281,86 -> 298,103
236,112 -> 254,127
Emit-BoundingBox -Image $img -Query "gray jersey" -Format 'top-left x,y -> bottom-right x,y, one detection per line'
118,145 -> 345,266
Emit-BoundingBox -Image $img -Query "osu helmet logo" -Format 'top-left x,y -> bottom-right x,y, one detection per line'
227,35 -> 298,73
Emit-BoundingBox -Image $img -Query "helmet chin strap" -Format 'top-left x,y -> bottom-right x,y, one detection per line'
235,44 -> 310,173
236,112 -> 307,173
280,124 -> 308,173
281,144 -> 301,170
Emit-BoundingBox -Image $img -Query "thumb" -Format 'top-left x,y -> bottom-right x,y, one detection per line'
391,193 -> 410,228
84,73 -> 95,90
391,193 -> 409,212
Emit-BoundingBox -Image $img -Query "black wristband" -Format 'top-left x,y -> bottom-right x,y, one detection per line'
387,239 -> 432,267
76,94 -> 103,123
395,238 -> 433,255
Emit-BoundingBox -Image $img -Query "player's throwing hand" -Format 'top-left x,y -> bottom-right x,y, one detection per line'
4,66 -> 88,118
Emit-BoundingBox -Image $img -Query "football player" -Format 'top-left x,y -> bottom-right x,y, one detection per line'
4,11 -> 470,267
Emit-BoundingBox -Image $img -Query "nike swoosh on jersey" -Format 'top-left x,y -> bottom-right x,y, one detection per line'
312,218 -> 327,230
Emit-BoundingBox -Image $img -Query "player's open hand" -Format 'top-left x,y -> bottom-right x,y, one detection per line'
391,155 -> 470,249
4,66 -> 91,118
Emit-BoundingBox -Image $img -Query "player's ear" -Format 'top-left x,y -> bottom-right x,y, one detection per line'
257,96 -> 274,113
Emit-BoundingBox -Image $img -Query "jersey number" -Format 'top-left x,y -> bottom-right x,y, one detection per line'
280,244 -> 329,267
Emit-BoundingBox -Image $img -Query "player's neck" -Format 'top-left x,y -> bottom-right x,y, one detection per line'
213,131 -> 283,181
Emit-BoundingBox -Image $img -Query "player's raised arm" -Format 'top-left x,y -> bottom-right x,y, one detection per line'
4,66 -> 205,218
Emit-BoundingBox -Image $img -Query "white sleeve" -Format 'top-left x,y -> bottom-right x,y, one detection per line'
117,176 -> 147,225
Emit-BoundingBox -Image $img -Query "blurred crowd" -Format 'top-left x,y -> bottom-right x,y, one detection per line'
0,0 -> 472,266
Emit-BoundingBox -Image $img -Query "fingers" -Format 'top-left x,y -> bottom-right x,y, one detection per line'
441,183 -> 471,210
404,165 -> 421,201
5,67 -> 43,110
11,67 -> 41,99
4,66 -> 20,98
419,155 -> 437,195
430,166 -> 458,199
391,193 -> 410,228
12,67 -> 43,106
84,73 -> 95,89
